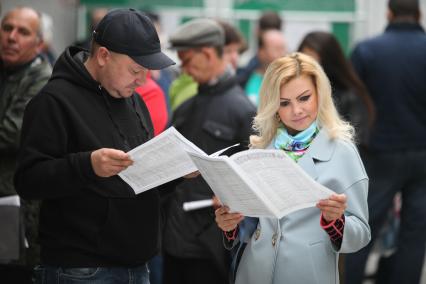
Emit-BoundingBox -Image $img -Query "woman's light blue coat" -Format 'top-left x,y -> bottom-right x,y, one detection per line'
235,130 -> 371,284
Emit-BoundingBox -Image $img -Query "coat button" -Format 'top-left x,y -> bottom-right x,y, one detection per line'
214,129 -> 221,136
272,234 -> 278,246
254,228 -> 261,240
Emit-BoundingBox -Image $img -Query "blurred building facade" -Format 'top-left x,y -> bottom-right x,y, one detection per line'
1,0 -> 426,64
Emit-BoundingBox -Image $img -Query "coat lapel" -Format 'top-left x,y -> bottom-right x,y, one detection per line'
298,153 -> 318,180
299,129 -> 336,180
268,129 -> 336,181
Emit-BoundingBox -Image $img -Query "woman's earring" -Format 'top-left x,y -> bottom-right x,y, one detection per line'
275,113 -> 281,122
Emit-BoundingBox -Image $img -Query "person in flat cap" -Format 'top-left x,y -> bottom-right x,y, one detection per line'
14,8 -> 175,284
162,18 -> 256,284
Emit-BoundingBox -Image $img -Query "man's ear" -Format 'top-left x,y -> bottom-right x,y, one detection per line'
35,38 -> 44,53
96,46 -> 110,66
202,47 -> 217,62
201,47 -> 211,59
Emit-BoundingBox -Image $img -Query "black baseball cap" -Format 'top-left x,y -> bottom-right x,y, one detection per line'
93,8 -> 175,70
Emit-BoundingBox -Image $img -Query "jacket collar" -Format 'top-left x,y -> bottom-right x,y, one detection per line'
198,67 -> 237,96
1,56 -> 41,80
385,22 -> 424,33
268,129 -> 335,180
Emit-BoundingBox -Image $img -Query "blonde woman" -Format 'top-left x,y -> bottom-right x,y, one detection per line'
215,52 -> 371,284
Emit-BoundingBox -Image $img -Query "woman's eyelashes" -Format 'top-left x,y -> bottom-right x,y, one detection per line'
280,100 -> 290,107
299,94 -> 311,102
279,94 -> 311,107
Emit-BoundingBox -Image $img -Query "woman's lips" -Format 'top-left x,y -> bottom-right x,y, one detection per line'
292,116 -> 307,123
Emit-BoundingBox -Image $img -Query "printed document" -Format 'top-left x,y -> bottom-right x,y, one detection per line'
119,127 -> 206,194
119,127 -> 239,194
119,126 -> 334,219
188,149 -> 334,218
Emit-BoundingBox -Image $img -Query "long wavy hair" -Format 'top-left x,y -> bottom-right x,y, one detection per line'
250,52 -> 354,149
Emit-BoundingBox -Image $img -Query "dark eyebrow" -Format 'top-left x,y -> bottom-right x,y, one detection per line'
280,90 -> 311,101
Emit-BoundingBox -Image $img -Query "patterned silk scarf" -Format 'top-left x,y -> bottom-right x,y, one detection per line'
273,121 -> 319,162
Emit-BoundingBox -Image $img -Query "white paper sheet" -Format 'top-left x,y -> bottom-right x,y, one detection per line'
119,127 -> 206,194
0,195 -> 20,207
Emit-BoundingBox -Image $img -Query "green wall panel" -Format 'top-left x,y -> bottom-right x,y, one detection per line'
81,0 -> 203,7
81,0 -> 354,10
234,0 -> 355,12
332,23 -> 351,55
238,19 -> 252,48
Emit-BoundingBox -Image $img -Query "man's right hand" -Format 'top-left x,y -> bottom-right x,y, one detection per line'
91,148 -> 134,177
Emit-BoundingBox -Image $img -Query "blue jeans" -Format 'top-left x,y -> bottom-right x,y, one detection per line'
33,264 -> 150,284
148,255 -> 163,284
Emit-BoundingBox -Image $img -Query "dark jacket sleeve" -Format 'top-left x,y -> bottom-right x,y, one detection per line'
14,93 -> 133,200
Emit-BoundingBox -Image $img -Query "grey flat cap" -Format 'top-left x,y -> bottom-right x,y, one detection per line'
169,18 -> 225,50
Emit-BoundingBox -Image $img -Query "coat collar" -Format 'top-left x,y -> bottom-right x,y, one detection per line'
304,129 -> 335,162
268,129 -> 336,180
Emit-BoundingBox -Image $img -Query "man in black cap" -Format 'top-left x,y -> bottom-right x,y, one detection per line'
14,8 -> 174,284
162,18 -> 256,284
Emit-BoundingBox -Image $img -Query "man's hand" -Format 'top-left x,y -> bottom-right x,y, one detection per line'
316,194 -> 347,222
91,148 -> 133,177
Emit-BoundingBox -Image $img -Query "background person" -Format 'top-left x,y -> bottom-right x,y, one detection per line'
162,18 -> 256,284
298,31 -> 376,282
244,29 -> 287,106
0,6 -> 52,283
168,20 -> 247,116
237,10 -> 284,88
298,31 -> 375,149
344,0 -> 426,283
135,73 -> 169,136
216,20 -> 247,73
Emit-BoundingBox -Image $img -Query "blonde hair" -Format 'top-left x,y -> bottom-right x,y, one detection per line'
250,52 -> 354,148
